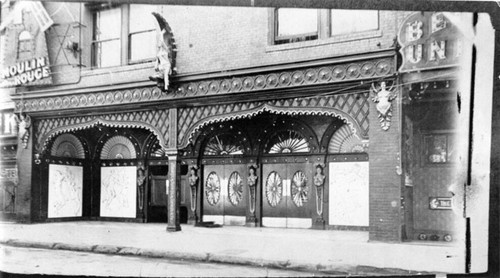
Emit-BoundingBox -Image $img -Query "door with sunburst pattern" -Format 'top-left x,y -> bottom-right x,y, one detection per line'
201,133 -> 248,226
202,163 -> 247,226
261,129 -> 313,228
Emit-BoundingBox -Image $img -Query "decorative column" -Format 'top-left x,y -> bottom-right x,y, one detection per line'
165,149 -> 181,231
246,164 -> 258,227
313,163 -> 326,229
166,107 -> 181,231
187,165 -> 199,224
136,166 -> 146,222
368,80 -> 404,241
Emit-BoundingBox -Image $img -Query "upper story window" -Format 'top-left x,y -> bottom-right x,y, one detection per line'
91,5 -> 157,68
92,7 -> 121,68
274,8 -> 318,45
17,30 -> 33,60
0,111 -> 16,136
271,8 -> 380,46
330,9 -> 379,36
128,5 -> 157,63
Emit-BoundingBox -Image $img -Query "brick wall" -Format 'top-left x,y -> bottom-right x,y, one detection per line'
368,90 -> 403,242
37,4 -> 402,89
15,125 -> 33,222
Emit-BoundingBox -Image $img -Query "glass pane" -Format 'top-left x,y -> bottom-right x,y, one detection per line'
3,113 -> 11,134
427,135 -> 447,163
203,134 -> 245,156
94,40 -> 121,68
0,113 -> 4,135
447,135 -> 457,162
331,9 -> 378,36
130,4 -> 156,33
267,130 -> 310,154
277,8 -> 318,37
130,31 -> 156,61
95,8 -> 121,41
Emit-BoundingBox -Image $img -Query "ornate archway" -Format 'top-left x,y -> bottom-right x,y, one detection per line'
178,93 -> 369,149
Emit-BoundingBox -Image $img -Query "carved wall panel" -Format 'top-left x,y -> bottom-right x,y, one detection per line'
178,93 -> 369,149
35,110 -> 170,154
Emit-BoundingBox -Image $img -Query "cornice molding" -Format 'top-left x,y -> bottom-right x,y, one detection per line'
14,51 -> 395,114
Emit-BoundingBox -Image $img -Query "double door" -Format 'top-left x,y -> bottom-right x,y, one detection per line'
202,163 -> 247,225
262,162 -> 312,228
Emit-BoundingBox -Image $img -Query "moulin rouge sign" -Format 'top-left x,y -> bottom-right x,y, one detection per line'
398,12 -> 465,73
1,57 -> 51,86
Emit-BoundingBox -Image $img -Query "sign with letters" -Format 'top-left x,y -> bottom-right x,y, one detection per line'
398,12 -> 465,73
1,57 -> 51,86
429,197 -> 453,210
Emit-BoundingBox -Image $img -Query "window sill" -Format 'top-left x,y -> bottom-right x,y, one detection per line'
266,29 -> 382,53
82,61 -> 154,77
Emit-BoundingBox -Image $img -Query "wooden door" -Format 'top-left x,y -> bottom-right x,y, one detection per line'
262,162 -> 312,228
148,175 -> 168,222
202,164 -> 247,226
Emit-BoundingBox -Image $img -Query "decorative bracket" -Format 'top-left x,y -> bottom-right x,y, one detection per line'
149,12 -> 176,92
370,81 -> 397,131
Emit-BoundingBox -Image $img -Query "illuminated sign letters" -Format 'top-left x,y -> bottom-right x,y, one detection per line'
1,57 -> 51,86
398,12 -> 465,72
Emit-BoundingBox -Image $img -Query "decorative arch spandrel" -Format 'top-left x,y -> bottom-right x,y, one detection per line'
34,110 -> 170,155
177,94 -> 369,149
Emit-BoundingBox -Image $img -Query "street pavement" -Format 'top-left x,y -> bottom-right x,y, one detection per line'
0,246 -> 330,277
0,221 -> 465,276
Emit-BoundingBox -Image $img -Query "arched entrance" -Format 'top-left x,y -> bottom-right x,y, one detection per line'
198,126 -> 252,226
260,121 -> 318,228
41,125 -> 168,222
46,133 -> 87,219
191,112 -> 348,228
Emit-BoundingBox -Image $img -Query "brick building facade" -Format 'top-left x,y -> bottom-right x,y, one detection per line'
0,1 -> 480,243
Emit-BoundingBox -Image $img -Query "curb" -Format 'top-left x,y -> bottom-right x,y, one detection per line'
0,239 -> 431,276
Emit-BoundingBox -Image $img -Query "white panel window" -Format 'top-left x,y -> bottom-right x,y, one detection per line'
275,8 -> 318,44
328,161 -> 369,226
330,9 -> 379,36
129,4 -> 157,62
48,165 -> 83,218
100,166 -> 137,218
92,7 -> 121,68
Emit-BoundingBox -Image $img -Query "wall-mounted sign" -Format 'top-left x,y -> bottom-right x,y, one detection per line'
398,12 -> 466,73
0,168 -> 18,184
1,57 -> 51,86
0,1 -> 52,88
429,197 -> 452,210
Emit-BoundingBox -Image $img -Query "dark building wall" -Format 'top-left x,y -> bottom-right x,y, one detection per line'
368,89 -> 403,242
410,100 -> 457,237
15,125 -> 33,222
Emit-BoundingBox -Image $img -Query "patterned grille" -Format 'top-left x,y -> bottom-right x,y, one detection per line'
178,93 -> 369,147
35,110 -> 169,153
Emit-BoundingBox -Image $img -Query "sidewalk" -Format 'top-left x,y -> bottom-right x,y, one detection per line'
0,221 -> 464,276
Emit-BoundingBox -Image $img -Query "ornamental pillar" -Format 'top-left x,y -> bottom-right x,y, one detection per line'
166,107 -> 181,231
165,149 -> 181,232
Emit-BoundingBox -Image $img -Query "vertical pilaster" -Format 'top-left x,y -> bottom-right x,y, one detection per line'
368,83 -> 404,242
166,150 -> 181,232
17,115 -> 33,223
166,108 -> 181,231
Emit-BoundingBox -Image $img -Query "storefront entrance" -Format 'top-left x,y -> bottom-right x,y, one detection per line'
261,161 -> 312,228
202,163 -> 247,225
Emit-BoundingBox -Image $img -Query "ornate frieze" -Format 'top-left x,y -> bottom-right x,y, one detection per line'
177,93 -> 369,149
14,57 -> 393,113
35,110 -> 170,154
